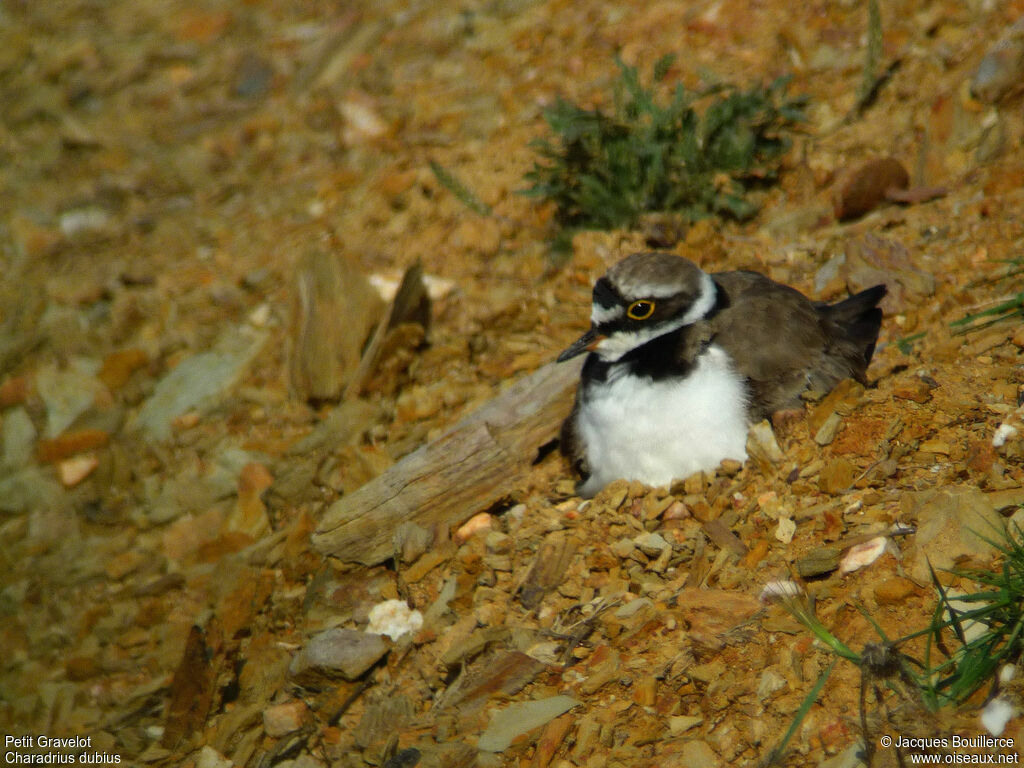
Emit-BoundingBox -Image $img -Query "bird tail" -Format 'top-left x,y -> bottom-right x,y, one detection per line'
819,284 -> 887,373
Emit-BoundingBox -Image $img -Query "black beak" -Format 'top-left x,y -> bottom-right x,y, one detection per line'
557,328 -> 604,362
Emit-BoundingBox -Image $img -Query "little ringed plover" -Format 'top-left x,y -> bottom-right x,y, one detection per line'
558,251 -> 886,497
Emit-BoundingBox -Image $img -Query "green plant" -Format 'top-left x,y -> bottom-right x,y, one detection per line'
429,161 -> 493,216
895,331 -> 926,355
522,55 -> 805,251
771,526 -> 1024,761
951,257 -> 1024,333
952,294 -> 1024,333
851,0 -> 902,118
856,0 -> 883,109
916,524 -> 1024,709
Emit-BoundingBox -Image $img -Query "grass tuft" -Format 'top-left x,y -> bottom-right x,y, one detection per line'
917,522 -> 1024,709
775,525 -> 1024,755
522,55 -> 806,251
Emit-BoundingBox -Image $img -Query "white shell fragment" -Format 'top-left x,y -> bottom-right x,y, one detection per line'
945,590 -> 990,644
759,580 -> 803,602
993,423 -> 1019,448
366,599 -> 423,641
370,272 -> 455,302
838,536 -> 889,575
981,697 -> 1016,736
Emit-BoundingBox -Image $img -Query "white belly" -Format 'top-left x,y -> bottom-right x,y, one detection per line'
576,345 -> 749,497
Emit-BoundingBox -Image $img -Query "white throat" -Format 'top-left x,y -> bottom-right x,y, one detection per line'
576,344 -> 749,497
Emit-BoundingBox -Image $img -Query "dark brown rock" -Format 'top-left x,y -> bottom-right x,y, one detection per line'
834,157 -> 909,221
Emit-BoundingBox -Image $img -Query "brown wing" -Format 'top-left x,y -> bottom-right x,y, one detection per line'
707,272 -> 832,418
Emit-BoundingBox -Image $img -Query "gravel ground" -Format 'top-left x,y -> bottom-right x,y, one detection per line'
3,0 -> 1024,766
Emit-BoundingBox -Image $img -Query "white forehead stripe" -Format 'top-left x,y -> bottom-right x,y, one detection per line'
591,304 -> 623,324
618,281 -> 693,299
680,271 -> 716,325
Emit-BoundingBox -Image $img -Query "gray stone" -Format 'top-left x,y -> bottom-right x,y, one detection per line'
132,326 -> 268,441
610,537 -> 636,559
970,19 -> 1024,103
814,253 -> 846,295
614,597 -> 653,619
633,531 -> 670,557
58,207 -> 112,239
477,695 -> 580,752
288,628 -> 389,687
1,407 -> 36,468
393,521 -> 432,564
36,359 -> 102,438
208,446 -> 263,497
146,473 -> 220,524
0,466 -> 62,514
422,576 -> 456,628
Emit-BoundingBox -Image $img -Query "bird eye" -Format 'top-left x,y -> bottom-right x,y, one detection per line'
627,300 -> 655,320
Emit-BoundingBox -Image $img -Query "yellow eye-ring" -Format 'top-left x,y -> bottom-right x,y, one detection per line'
627,299 -> 656,320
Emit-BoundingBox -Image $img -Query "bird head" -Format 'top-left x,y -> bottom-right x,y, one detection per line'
557,252 -> 717,363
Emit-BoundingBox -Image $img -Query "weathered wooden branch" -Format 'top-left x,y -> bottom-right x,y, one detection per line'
312,358 -> 583,565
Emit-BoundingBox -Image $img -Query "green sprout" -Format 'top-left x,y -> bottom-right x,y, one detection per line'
952,258 -> 1024,333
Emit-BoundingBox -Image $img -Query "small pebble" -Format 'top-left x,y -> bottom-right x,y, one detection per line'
774,517 -> 796,544
796,547 -> 842,578
58,454 -> 99,487
455,512 -> 493,542
263,700 -> 308,737
814,412 -> 844,446
667,715 -> 703,736
893,378 -> 933,403
971,18 -> 1024,103
819,458 -> 855,495
874,577 -> 917,605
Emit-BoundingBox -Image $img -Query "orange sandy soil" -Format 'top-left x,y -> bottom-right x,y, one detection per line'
3,1 -> 1024,767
